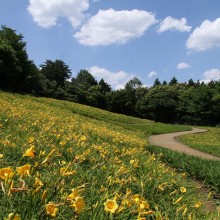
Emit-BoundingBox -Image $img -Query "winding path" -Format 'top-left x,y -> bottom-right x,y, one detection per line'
149,128 -> 220,161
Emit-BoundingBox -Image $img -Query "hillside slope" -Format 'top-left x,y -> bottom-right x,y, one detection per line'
0,92 -> 217,219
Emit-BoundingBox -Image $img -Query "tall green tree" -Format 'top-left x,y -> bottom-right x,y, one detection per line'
124,77 -> 143,116
169,77 -> 178,85
142,84 -> 183,122
99,79 -> 111,94
40,59 -> 71,88
74,70 -> 97,90
153,78 -> 161,87
0,26 -> 35,91
177,85 -> 213,125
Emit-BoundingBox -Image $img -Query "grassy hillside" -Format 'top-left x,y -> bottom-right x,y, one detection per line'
0,92 -> 218,219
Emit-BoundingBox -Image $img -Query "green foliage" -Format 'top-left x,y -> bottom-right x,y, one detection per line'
141,84 -> 183,122
40,59 -> 71,88
0,26 -> 34,92
147,145 -> 220,193
74,69 -> 97,90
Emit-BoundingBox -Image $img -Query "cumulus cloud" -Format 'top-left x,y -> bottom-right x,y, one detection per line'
202,68 -> 220,83
88,66 -> 135,90
157,16 -> 192,33
177,62 -> 190,70
74,9 -> 157,46
186,18 -> 220,51
148,71 -> 157,78
27,0 -> 89,28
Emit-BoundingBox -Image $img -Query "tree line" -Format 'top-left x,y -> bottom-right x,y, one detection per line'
1,26 -> 220,126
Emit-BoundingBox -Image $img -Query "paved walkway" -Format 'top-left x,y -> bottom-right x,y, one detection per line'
149,128 -> 220,161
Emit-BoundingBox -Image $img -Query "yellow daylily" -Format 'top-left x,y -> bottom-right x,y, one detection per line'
5,213 -> 21,220
16,164 -> 31,176
70,196 -> 86,214
104,199 -> 118,213
45,203 -> 59,217
0,167 -> 14,180
23,146 -> 36,158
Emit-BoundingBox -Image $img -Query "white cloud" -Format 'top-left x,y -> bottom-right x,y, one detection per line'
186,18 -> 220,51
88,66 -> 135,90
74,9 -> 157,46
27,0 -> 89,28
148,71 -> 157,78
202,69 -> 220,83
177,62 -> 190,70
157,16 -> 192,33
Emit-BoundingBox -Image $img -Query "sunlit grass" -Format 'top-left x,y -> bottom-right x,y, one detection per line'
179,127 -> 220,157
0,91 -> 218,219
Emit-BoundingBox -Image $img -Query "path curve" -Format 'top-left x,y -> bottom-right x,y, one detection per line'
149,128 -> 220,161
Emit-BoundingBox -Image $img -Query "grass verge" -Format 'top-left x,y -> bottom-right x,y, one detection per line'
179,127 -> 220,157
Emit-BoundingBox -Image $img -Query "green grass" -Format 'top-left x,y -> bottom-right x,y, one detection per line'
179,127 -> 220,157
0,91 -> 219,219
147,145 -> 220,194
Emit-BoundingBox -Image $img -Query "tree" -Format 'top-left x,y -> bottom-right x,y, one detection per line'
99,79 -> 111,94
125,77 -> 142,90
0,26 -> 35,91
74,70 -> 97,91
40,59 -> 71,88
87,85 -> 107,109
142,84 -> 183,122
188,79 -> 195,87
162,80 -> 167,86
177,85 -> 213,125
153,78 -> 161,87
169,77 -> 178,85
107,90 -> 129,114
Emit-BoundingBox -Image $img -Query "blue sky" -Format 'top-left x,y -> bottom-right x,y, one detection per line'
1,0 -> 220,89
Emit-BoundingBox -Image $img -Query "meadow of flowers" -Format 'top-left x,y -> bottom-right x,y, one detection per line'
0,92 -> 218,219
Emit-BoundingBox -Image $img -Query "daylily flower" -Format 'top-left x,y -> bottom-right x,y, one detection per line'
5,213 -> 21,220
104,199 -> 118,213
45,203 -> 59,217
67,188 -> 80,200
16,164 -> 31,176
23,146 -> 36,158
70,196 -> 86,214
173,196 -> 183,205
194,201 -> 202,208
180,187 -> 187,193
0,167 -> 14,180
60,165 -> 76,176
41,190 -> 47,202
34,177 -> 43,187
